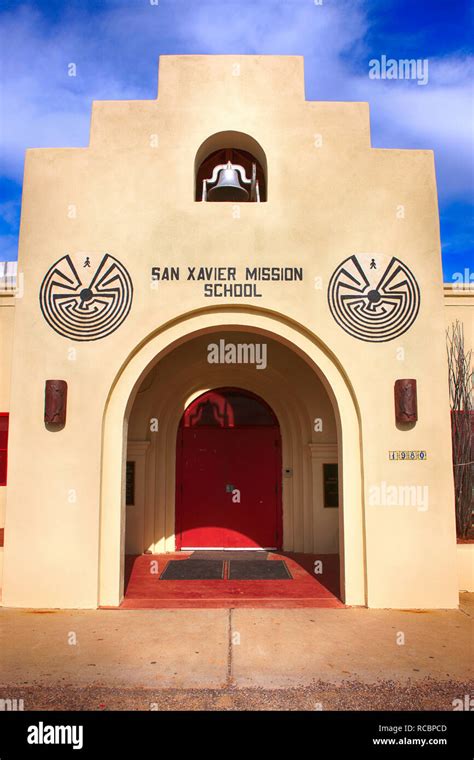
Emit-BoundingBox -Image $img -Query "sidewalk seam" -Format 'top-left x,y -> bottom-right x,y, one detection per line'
227,608 -> 234,686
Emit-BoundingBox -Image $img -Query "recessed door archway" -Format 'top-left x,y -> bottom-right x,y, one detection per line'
175,387 -> 282,550
99,308 -> 365,608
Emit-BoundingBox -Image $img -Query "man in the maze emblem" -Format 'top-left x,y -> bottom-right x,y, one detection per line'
328,255 -> 421,342
39,253 -> 133,341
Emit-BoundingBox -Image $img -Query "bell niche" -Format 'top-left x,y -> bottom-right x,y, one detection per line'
195,144 -> 267,202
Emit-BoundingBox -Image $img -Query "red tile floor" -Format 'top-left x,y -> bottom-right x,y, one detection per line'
112,552 -> 345,609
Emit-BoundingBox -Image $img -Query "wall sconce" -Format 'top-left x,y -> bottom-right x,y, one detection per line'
394,379 -> 417,424
44,380 -> 68,427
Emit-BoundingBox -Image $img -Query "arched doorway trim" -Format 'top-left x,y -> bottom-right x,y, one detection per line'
99,307 -> 366,607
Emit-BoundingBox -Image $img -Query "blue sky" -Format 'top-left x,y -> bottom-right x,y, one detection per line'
0,0 -> 472,280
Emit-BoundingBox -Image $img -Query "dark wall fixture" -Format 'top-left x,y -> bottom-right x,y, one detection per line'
126,461 -> 135,506
44,380 -> 68,428
394,379 -> 418,424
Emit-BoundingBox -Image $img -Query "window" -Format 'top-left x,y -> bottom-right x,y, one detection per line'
126,461 -> 135,506
184,388 -> 277,428
0,414 -> 9,486
323,463 -> 339,508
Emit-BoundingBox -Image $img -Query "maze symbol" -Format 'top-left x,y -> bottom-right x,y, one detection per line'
39,254 -> 133,341
328,256 -> 420,342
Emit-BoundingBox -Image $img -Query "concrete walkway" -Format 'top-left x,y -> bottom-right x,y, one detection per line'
0,595 -> 472,710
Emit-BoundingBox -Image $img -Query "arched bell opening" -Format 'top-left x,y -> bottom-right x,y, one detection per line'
194,132 -> 267,202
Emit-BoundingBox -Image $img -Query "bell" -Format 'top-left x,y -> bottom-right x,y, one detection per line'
208,162 -> 249,202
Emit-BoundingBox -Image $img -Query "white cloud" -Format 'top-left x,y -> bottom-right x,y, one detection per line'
0,0 -> 472,204
0,4 -> 152,179
346,56 -> 474,200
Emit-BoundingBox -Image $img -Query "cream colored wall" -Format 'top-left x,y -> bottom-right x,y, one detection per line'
1,55 -> 460,609
0,293 -> 15,528
126,331 -> 338,555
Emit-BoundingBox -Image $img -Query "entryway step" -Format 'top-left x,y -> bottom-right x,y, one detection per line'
189,550 -> 269,561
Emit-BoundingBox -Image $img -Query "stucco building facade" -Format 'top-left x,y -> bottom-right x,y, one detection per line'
0,56 -> 471,609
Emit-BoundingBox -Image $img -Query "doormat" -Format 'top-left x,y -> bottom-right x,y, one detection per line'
228,560 -> 292,580
160,560 -> 224,580
190,551 -> 269,561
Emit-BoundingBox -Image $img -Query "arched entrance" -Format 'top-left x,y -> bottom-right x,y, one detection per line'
175,388 -> 282,550
99,308 -> 365,608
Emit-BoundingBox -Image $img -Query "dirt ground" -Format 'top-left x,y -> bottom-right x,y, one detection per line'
3,680 -> 473,711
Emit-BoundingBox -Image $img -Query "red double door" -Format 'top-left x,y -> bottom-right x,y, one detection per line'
175,389 -> 282,550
